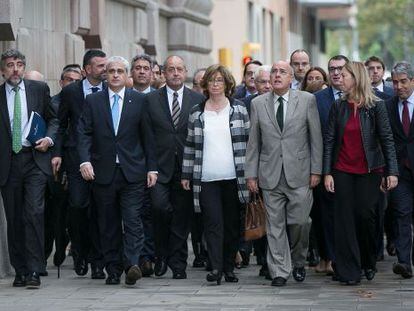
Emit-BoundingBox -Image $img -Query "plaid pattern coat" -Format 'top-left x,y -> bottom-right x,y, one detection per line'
182,97 -> 250,212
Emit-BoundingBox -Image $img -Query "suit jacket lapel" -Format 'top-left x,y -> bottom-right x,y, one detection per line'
101,89 -> 115,135
0,84 -> 11,137
159,86 -> 174,129
178,87 -> 192,129
24,80 -> 35,117
264,92 -> 280,133
284,90 -> 299,130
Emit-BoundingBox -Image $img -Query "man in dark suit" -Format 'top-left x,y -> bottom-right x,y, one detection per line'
77,56 -> 157,285
242,64 -> 272,114
365,56 -> 394,98
386,61 -> 414,279
130,53 -> 156,277
233,60 -> 262,99
52,50 -> 107,279
314,55 -> 349,274
290,49 -> 311,90
0,49 -> 58,288
145,55 -> 204,279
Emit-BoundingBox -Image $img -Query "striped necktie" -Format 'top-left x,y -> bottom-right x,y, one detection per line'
171,92 -> 180,128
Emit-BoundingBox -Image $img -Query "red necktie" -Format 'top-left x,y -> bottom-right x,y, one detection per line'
402,100 -> 410,136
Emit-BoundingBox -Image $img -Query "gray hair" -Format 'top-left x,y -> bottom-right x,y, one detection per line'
106,56 -> 130,73
254,65 -> 272,80
392,62 -> 414,79
131,53 -> 153,68
1,49 -> 26,69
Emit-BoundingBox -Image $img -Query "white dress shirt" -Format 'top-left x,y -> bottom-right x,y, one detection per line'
201,103 -> 236,181
166,85 -> 184,113
6,81 -> 30,147
82,79 -> 103,98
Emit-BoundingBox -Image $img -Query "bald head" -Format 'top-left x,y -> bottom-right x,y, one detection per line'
24,70 -> 45,82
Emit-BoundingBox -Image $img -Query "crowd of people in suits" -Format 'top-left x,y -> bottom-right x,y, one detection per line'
1,46 -> 414,289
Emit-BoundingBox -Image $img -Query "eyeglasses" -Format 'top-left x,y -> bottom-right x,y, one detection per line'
270,68 -> 289,76
256,79 -> 271,84
208,78 -> 225,85
328,66 -> 344,73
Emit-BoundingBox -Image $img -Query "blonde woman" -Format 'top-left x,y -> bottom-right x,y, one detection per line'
323,61 -> 398,285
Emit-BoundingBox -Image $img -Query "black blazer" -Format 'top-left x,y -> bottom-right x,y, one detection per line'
77,88 -> 157,185
55,79 -> 106,157
0,79 -> 58,186
386,96 -> 414,171
144,86 -> 204,183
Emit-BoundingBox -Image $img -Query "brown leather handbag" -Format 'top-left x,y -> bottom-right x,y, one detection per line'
244,193 -> 266,241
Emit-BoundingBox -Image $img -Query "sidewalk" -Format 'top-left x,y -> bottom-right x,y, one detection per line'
0,253 -> 413,311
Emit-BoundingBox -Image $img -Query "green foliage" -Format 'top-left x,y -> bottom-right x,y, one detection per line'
357,0 -> 414,68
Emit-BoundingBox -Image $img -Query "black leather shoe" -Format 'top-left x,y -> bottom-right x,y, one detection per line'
26,272 -> 41,289
259,264 -> 268,277
193,257 -> 206,268
172,270 -> 187,279
105,274 -> 120,285
271,277 -> 287,287
154,258 -> 168,277
393,262 -> 413,279
125,265 -> 142,285
292,267 -> 306,282
13,274 -> 26,287
224,271 -> 238,283
239,250 -> 250,267
140,260 -> 154,277
364,269 -> 376,281
91,266 -> 106,279
74,257 -> 88,276
206,270 -> 222,285
386,242 -> 396,256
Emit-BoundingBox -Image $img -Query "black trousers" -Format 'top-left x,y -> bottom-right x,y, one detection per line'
200,179 -> 240,273
333,170 -> 381,282
93,167 -> 145,276
65,148 -> 103,268
150,170 -> 193,272
312,183 -> 335,261
390,166 -> 414,266
1,150 -> 47,274
139,187 -> 155,263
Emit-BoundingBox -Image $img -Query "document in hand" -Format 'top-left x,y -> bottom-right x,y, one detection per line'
25,111 -> 46,145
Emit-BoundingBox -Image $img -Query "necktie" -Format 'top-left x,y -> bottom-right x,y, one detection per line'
12,86 -> 22,153
373,87 -> 379,93
337,91 -> 343,99
171,92 -> 180,128
91,87 -> 99,93
402,100 -> 410,136
276,96 -> 284,131
112,94 -> 120,134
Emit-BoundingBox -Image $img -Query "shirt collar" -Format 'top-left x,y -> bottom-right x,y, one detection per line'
133,86 -> 152,94
166,85 -> 184,97
6,80 -> 25,93
108,87 -> 126,101
400,92 -> 414,106
374,82 -> 384,92
84,78 -> 103,91
274,90 -> 289,103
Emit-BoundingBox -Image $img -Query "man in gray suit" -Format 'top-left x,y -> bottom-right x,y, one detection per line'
245,60 -> 323,287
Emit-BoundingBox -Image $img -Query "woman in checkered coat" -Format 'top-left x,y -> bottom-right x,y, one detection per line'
181,64 -> 250,285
